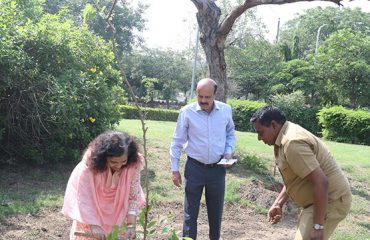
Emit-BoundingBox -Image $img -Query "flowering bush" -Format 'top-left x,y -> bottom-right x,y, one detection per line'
0,3 -> 123,163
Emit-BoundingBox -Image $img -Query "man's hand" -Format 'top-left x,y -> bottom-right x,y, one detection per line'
222,153 -> 233,168
172,171 -> 182,187
268,204 -> 283,224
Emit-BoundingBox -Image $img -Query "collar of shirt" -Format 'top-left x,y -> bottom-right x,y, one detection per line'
195,101 -> 220,113
274,121 -> 290,147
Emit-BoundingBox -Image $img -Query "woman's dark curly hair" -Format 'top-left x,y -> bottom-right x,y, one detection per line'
87,130 -> 140,172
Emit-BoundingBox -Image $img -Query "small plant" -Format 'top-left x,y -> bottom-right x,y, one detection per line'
239,154 -> 268,173
225,181 -> 241,203
106,198 -> 187,240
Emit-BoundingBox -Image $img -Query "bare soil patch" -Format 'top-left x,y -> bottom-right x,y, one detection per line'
0,169 -> 298,240
0,202 -> 297,240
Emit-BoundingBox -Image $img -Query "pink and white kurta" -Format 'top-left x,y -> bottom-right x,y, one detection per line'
61,149 -> 146,239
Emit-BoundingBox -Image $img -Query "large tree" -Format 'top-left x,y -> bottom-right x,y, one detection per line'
316,28 -> 370,108
44,0 -> 147,53
278,6 -> 370,59
227,37 -> 281,100
124,48 -> 194,102
189,0 -> 340,102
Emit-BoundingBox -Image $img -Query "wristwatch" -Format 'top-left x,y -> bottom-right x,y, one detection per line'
313,224 -> 324,230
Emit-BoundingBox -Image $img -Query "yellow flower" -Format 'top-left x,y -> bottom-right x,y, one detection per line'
89,117 -> 96,123
90,67 -> 97,73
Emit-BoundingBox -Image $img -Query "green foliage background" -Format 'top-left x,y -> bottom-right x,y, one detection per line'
1,1 -> 369,165
318,106 -> 370,145
0,0 -> 123,163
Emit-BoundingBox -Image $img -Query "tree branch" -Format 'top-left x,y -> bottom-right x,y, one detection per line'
219,0 -> 341,35
92,1 -> 150,239
219,1 -> 249,35
191,0 -> 221,27
106,0 -> 118,21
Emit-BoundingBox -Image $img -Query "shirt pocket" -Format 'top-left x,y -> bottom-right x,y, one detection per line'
212,117 -> 228,141
278,160 -> 296,184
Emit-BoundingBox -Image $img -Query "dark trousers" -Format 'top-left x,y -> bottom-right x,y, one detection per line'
183,157 -> 226,240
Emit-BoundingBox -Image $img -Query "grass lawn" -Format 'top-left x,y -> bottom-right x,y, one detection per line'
0,119 -> 369,240
118,119 -> 370,240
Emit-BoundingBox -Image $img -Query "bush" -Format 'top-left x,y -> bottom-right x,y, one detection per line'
121,105 -> 179,122
121,100 -> 266,132
269,91 -> 321,135
318,106 -> 370,145
227,99 -> 267,132
238,153 -> 268,173
0,8 -> 122,164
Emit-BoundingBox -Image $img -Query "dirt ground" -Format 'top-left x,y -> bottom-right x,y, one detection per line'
0,204 -> 298,240
0,175 -> 299,240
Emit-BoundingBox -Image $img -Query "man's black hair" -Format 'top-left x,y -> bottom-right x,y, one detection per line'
250,106 -> 287,126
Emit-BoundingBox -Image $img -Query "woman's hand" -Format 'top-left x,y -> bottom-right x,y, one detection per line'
91,225 -> 106,239
125,225 -> 136,240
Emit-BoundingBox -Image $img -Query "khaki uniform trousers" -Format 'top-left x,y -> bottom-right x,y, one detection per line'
294,193 -> 351,240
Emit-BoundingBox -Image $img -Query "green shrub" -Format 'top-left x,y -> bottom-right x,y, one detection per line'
121,105 -> 179,122
269,91 -> 321,135
318,106 -> 370,145
228,99 -> 267,132
298,107 -> 322,135
0,8 -> 122,164
229,97 -> 321,134
225,181 -> 241,203
239,154 -> 268,173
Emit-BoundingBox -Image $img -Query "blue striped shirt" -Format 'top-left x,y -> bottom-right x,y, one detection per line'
170,101 -> 236,171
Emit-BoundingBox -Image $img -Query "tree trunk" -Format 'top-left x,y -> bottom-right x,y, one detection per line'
190,0 -> 341,102
193,0 -> 227,102
200,31 -> 228,102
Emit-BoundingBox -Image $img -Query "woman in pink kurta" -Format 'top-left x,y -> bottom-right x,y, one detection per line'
62,131 -> 146,240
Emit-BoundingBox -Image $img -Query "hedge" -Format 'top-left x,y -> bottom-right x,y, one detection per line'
120,103 -> 370,146
227,99 -> 267,132
120,105 -> 179,122
121,101 -> 319,133
318,106 -> 370,145
121,101 -> 266,132
275,106 -> 321,136
228,100 -> 320,134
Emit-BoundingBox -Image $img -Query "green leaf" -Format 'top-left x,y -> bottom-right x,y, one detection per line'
162,226 -> 173,233
82,3 -> 96,25
147,220 -> 156,228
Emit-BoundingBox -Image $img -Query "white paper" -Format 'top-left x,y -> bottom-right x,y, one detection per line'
217,158 -> 237,165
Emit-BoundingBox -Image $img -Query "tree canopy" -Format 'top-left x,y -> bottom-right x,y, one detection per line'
189,0 -> 342,102
316,28 -> 370,107
224,4 -> 370,108
278,6 -> 370,58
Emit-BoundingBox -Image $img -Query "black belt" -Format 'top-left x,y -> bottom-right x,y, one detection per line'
187,156 -> 220,168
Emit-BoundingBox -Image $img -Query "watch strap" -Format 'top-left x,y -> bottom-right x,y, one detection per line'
313,223 -> 324,230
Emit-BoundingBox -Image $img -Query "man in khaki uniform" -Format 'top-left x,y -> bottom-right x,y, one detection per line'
250,106 -> 351,240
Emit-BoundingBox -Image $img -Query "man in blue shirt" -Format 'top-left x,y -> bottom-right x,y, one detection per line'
170,78 -> 236,240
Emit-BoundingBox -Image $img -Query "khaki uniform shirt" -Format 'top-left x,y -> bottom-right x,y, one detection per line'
274,121 -> 350,208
